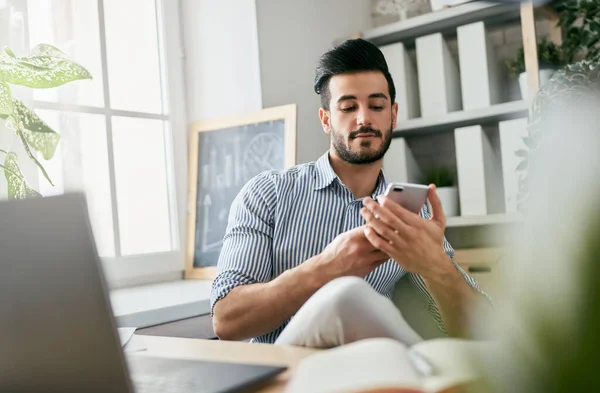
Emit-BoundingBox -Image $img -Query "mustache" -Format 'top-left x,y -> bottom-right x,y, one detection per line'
349,127 -> 382,139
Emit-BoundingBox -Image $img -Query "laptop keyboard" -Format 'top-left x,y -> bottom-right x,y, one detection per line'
132,374 -> 200,393
126,355 -> 286,393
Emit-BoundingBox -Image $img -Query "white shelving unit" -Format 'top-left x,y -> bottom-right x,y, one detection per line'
336,1 -> 557,232
362,2 -> 522,47
393,100 -> 528,137
446,213 -> 523,228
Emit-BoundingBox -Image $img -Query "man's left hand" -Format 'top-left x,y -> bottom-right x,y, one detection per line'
360,184 -> 451,279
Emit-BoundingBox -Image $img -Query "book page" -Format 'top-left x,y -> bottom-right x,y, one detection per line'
411,338 -> 499,392
286,338 -> 424,393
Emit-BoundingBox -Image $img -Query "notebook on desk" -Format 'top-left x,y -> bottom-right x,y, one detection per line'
286,337 -> 499,393
0,193 -> 286,393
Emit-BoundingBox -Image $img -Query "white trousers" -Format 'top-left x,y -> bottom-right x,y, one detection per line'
274,276 -> 424,348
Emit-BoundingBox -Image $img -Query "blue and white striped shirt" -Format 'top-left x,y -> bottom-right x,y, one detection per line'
211,151 -> 489,343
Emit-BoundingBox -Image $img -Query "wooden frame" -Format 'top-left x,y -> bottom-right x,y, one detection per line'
520,1 -> 540,103
519,1 -> 564,104
185,104 -> 297,280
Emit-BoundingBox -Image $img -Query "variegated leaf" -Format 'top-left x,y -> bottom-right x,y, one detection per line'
0,81 -> 11,115
3,151 -> 41,199
11,99 -> 59,160
12,99 -> 56,133
20,127 -> 60,161
0,44 -> 92,88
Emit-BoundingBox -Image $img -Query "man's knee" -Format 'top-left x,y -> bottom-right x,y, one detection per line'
319,276 -> 373,311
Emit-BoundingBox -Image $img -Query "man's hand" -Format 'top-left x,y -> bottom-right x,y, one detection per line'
213,225 -> 389,341
359,184 -> 451,279
360,184 -> 483,338
315,225 -> 391,280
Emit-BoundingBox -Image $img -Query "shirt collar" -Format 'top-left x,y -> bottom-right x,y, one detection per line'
314,152 -> 338,190
314,151 -> 389,197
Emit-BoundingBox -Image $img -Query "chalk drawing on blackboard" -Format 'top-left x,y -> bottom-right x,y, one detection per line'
185,105 -> 297,279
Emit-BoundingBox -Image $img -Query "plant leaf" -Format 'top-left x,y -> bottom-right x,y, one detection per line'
0,44 -> 92,88
20,126 -> 60,161
15,127 -> 54,186
11,99 -> 57,133
10,99 -> 60,160
522,136 -> 534,149
0,81 -> 12,115
515,149 -> 529,158
3,151 -> 41,199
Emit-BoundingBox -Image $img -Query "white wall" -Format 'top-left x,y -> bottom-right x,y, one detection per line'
255,0 -> 373,164
181,0 -> 263,122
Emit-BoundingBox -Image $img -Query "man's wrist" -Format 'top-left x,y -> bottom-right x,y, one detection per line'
297,254 -> 335,291
424,251 -> 462,288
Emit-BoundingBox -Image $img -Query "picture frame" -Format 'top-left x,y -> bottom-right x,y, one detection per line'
185,104 -> 297,280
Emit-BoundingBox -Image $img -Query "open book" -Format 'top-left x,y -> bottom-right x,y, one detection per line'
286,337 -> 498,393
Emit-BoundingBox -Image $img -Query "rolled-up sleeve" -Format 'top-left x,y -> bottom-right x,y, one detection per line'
210,172 -> 277,315
408,204 -> 493,334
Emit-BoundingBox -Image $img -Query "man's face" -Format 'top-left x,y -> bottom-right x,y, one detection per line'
320,71 -> 398,165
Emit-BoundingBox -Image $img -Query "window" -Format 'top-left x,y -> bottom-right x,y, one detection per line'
1,0 -> 185,280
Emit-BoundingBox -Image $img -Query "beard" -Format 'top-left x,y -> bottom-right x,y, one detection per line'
331,122 -> 393,165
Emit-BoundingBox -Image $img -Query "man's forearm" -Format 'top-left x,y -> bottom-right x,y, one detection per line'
212,255 -> 330,341
422,255 -> 481,338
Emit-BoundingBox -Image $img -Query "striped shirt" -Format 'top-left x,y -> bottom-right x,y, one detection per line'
211,151 -> 490,344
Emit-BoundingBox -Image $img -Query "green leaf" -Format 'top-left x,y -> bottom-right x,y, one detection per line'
2,151 -> 41,199
15,127 -> 54,186
3,47 -> 16,58
0,44 -> 92,88
2,99 -> 60,160
11,99 -> 57,133
0,81 -> 11,115
20,126 -> 60,161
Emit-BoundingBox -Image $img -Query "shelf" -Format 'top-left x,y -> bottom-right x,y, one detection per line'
446,213 -> 523,228
392,100 -> 528,137
362,2 -> 522,47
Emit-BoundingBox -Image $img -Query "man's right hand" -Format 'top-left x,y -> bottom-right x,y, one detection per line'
213,226 -> 389,341
315,225 -> 390,279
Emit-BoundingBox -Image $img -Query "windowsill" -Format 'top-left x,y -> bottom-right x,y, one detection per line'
109,279 -> 213,328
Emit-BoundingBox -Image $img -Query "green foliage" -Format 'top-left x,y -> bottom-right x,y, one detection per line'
1,150 -> 41,199
422,166 -> 454,188
0,44 -> 92,199
554,0 -> 600,64
506,38 -> 565,78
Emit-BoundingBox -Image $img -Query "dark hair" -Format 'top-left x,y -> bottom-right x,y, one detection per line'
314,38 -> 396,110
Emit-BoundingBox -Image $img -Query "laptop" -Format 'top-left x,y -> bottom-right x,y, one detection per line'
0,193 -> 286,393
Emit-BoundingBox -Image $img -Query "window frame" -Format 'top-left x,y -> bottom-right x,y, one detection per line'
28,0 -> 189,288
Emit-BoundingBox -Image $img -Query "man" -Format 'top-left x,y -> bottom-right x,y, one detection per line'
210,38 -> 490,347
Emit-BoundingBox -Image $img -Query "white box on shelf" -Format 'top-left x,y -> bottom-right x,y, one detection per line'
457,21 -> 501,111
383,138 -> 422,183
380,42 -> 420,121
416,33 -> 462,117
454,125 -> 504,216
499,117 -> 528,213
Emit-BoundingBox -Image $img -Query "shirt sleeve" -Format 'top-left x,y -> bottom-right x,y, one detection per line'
210,172 -> 277,315
407,204 -> 493,335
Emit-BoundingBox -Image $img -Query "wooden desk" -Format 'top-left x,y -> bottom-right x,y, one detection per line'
126,335 -> 319,393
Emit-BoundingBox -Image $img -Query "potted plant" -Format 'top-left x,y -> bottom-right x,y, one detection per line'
422,166 -> 458,217
0,44 -> 91,199
554,0 -> 600,65
506,38 -> 565,101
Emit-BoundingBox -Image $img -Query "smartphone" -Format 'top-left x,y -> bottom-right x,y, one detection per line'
382,182 -> 429,214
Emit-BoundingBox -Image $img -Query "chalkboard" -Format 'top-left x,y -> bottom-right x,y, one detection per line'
185,105 -> 297,279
